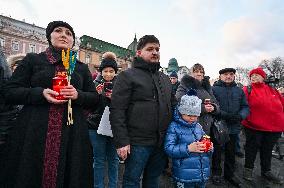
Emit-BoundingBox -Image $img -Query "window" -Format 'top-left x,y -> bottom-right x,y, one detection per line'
29,44 -> 36,53
86,54 -> 91,64
0,37 -> 5,47
12,41 -> 19,51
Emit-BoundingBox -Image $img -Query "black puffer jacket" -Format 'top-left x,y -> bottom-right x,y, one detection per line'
212,80 -> 249,134
110,57 -> 176,148
176,75 -> 219,135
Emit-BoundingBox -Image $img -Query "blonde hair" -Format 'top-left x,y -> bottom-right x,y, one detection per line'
7,54 -> 25,71
7,54 -> 25,66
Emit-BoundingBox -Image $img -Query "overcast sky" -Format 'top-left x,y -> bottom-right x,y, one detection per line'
1,0 -> 284,78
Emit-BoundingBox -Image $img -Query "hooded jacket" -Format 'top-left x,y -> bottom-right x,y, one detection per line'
176,75 -> 219,135
242,83 -> 284,132
212,80 -> 249,134
110,57 -> 176,148
164,109 -> 211,183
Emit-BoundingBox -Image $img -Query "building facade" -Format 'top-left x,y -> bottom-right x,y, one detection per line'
0,15 -> 136,74
79,35 -> 135,73
0,15 -> 48,57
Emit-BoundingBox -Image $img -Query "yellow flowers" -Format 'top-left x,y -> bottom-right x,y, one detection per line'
62,49 -> 70,70
61,48 -> 77,126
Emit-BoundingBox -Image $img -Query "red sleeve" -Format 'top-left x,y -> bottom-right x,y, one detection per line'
269,86 -> 284,112
276,90 -> 284,111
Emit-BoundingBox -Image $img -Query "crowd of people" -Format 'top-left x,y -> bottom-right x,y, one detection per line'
0,20 -> 283,188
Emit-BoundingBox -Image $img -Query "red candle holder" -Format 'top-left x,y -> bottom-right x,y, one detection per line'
200,135 -> 212,152
52,74 -> 68,100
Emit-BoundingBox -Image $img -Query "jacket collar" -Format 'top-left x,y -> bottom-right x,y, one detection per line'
133,57 -> 161,73
180,74 -> 211,91
251,82 -> 265,88
45,46 -> 62,64
213,80 -> 237,87
173,108 -> 198,128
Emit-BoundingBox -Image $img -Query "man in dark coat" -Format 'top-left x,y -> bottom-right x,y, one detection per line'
110,35 -> 176,187
212,68 -> 249,187
169,71 -> 180,94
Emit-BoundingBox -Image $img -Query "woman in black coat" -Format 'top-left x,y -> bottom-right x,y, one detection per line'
176,63 -> 219,135
0,21 -> 100,188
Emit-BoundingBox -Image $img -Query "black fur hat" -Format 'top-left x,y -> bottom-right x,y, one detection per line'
219,68 -> 236,75
99,52 -> 118,73
46,21 -> 75,46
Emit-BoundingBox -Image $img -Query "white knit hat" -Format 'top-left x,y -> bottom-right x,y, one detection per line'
178,90 -> 202,116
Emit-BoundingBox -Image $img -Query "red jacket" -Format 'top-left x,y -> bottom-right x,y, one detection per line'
242,83 -> 284,132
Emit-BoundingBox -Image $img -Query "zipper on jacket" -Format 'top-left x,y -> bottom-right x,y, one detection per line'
190,126 -> 205,182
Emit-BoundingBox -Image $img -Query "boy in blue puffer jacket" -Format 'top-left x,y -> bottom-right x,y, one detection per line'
164,90 -> 213,188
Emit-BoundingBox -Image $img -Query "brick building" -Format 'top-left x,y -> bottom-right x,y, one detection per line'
79,35 -> 136,73
0,15 -> 48,57
0,15 -> 136,73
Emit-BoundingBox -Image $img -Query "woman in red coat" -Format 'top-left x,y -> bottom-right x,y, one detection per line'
242,67 -> 284,184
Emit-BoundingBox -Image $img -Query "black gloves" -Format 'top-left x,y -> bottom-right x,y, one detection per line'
221,112 -> 242,121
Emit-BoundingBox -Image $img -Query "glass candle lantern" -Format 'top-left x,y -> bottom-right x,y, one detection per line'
52,73 -> 68,100
200,135 -> 212,152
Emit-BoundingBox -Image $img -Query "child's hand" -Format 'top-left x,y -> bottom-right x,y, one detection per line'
188,141 -> 206,153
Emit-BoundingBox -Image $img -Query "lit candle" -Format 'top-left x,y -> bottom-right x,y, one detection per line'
52,73 -> 68,100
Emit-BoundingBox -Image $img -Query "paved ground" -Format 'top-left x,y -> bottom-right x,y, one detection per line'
2,130 -> 282,187
116,131 -> 284,188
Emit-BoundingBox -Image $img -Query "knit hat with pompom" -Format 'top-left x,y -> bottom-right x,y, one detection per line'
178,89 -> 202,116
99,52 -> 118,73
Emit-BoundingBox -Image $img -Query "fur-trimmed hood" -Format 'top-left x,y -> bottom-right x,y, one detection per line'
180,75 -> 212,94
176,74 -> 219,135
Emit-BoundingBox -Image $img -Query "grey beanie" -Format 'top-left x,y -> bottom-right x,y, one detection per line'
178,94 -> 202,116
